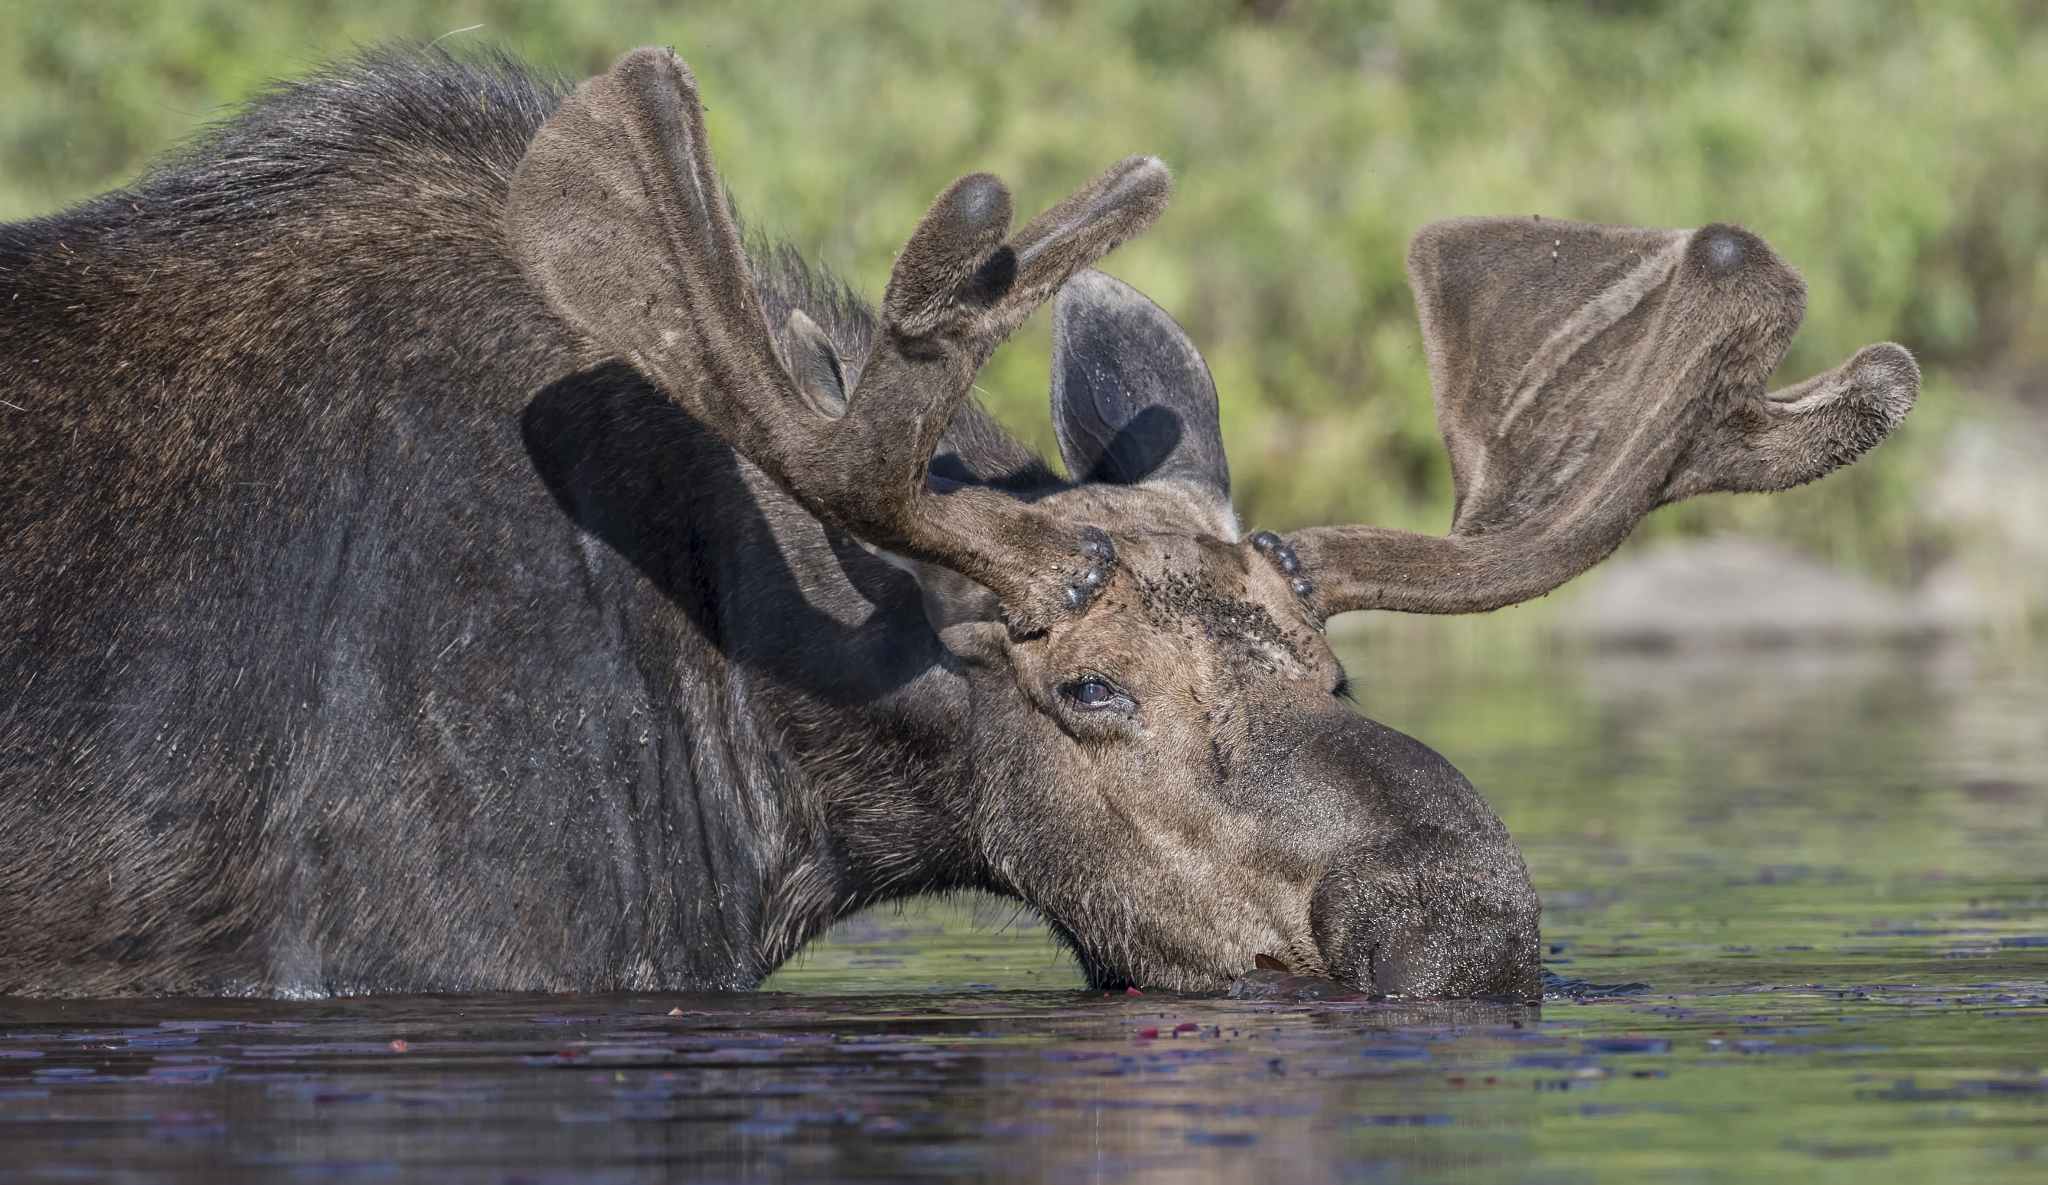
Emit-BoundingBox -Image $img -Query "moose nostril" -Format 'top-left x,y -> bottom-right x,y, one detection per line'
1370,944 -> 1424,998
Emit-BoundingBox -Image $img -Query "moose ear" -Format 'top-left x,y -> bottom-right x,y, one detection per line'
1051,269 -> 1232,513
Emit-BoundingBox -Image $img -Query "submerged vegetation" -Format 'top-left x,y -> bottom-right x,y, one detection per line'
5,0 -> 2044,587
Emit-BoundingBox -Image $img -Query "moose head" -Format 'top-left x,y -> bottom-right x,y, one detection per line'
505,49 -> 1917,997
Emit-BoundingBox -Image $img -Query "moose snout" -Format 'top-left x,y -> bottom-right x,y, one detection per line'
1291,716 -> 1543,999
1309,858 -> 1541,999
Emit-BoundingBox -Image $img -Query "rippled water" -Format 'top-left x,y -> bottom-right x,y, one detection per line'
4,630 -> 2046,1182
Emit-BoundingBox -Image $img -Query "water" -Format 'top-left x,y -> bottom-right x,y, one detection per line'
4,631 -> 2046,1182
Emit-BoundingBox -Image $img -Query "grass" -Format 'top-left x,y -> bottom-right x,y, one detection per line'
5,0 -> 2044,588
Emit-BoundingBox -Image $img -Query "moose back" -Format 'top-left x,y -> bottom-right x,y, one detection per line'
0,48 -> 1916,997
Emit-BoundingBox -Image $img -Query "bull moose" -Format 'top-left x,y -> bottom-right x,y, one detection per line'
0,47 -> 1916,998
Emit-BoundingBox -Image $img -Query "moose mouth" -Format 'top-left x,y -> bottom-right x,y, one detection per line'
1229,947 -> 1543,1004
1226,954 -> 1363,1002
1301,867 -> 1545,1003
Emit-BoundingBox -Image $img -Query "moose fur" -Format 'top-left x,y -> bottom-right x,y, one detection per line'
0,47 -> 1915,998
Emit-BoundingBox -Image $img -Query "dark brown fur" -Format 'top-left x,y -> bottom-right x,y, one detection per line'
0,46 -> 1913,999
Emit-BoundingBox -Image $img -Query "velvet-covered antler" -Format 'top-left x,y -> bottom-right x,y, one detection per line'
505,48 -> 1170,632
1284,217 -> 1918,615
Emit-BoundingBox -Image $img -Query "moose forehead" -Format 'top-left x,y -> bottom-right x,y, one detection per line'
1041,525 -> 1330,683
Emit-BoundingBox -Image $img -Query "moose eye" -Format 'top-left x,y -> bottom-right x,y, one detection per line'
1062,678 -> 1131,711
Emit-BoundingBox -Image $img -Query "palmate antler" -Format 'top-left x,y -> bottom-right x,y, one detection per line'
1283,218 -> 1919,615
506,48 -> 1167,633
510,49 -> 1917,633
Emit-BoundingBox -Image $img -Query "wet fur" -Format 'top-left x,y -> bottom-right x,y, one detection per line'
0,49 -> 1025,994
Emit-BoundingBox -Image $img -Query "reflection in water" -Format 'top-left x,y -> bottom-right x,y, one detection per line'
3,637 -> 2046,1181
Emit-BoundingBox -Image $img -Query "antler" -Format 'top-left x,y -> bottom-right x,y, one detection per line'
1283,217 -> 1920,616
506,48 -> 1170,632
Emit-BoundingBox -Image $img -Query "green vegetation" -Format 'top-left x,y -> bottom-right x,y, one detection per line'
6,1 -> 2044,581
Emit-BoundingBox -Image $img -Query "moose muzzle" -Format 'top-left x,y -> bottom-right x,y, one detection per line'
1297,715 -> 1543,998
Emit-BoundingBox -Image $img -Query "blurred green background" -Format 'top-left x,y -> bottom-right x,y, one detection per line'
5,0 -> 2045,599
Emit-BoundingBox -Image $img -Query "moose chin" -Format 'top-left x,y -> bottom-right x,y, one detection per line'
0,47 -> 1915,999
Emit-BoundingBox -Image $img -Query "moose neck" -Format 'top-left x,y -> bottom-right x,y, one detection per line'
720,489 -> 993,967
524,361 -> 993,971
715,500 -> 993,968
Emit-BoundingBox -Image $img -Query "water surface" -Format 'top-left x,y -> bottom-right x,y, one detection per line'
5,632 -> 2045,1182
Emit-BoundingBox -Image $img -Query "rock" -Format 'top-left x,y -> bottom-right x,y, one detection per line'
1566,536 -> 1939,649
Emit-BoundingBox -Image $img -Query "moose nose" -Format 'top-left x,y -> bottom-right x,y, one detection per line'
1309,843 -> 1542,999
1295,715 -> 1543,998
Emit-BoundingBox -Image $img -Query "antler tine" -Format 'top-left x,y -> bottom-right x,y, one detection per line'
508,48 -> 1170,634
1278,218 -> 1919,618
824,156 -> 1171,629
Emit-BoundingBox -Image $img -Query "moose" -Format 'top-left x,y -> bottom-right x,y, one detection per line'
0,47 -> 1916,999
